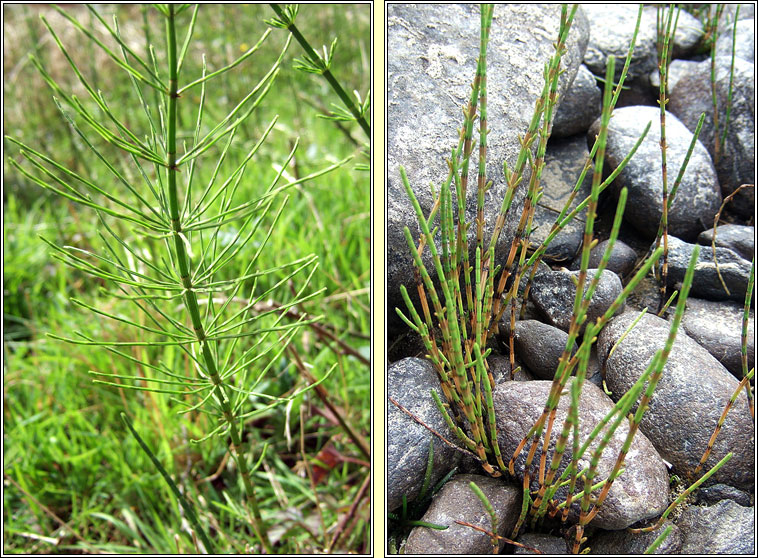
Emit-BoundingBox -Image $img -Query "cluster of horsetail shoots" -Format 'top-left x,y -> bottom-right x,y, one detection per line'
395,3 -> 751,553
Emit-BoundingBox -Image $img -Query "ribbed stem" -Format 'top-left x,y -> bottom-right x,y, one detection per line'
165,5 -> 271,552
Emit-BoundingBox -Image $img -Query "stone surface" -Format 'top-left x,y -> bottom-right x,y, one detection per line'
552,64 -> 602,138
715,18 -> 755,63
589,106 -> 722,241
514,532 -> 570,554
570,239 -> 638,278
529,136 -> 592,263
697,224 -> 755,262
493,379 -> 670,529
681,297 -> 755,378
582,5 -> 702,82
648,59 -> 700,94
387,4 -> 589,327
664,235 -> 752,302
669,56 -> 755,217
512,320 -> 577,380
597,311 -> 755,490
676,500 -> 755,555
696,483 -> 754,507
529,268 -> 624,332
388,358 -> 462,512
403,473 -> 522,555
588,520 -> 682,554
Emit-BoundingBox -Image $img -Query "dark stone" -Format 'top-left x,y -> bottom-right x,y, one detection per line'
589,105 -> 722,242
570,239 -> 638,278
512,320 -> 578,380
529,268 -> 624,332
514,533 -> 570,554
588,520 -> 682,554
681,297 -> 755,379
597,311 -> 755,490
696,483 -> 754,507
403,473 -> 522,555
676,500 -> 755,554
669,56 -> 755,217
387,4 -> 589,329
529,136 -> 592,263
664,235 -> 752,302
697,223 -> 755,262
552,65 -> 602,138
388,358 -> 463,511
493,379 -> 670,529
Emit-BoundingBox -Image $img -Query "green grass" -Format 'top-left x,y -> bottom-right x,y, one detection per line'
3,4 -> 369,554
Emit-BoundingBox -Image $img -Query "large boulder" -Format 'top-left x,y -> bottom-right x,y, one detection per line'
388,4 -> 589,331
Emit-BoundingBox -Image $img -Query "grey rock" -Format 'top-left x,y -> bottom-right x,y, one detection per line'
648,59 -> 700,94
514,533 -> 570,554
387,4 -> 589,327
529,136 -> 592,263
512,320 -> 577,380
669,57 -> 755,216
403,473 -> 522,555
493,379 -> 670,529
696,483 -> 754,507
552,65 -> 602,138
676,500 -> 755,554
664,235 -> 752,302
698,224 -> 755,262
388,358 -> 462,511
715,5 -> 756,35
715,19 -> 755,63
570,239 -> 638,278
582,5 -> 657,82
589,105 -> 722,241
597,311 -> 755,490
582,5 -> 702,82
489,351 -> 535,383
589,520 -> 682,554
529,268 -> 624,332
681,297 -> 755,379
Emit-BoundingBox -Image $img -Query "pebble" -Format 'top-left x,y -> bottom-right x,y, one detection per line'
681,297 -> 755,379
528,136 -> 592,263
669,56 -> 755,217
514,532 -> 570,554
676,500 -> 755,554
552,64 -> 602,138
588,520 -> 682,554
697,223 -> 755,262
570,239 -> 638,278
493,379 -> 670,529
663,235 -> 752,302
529,268 -> 624,332
403,473 -> 522,555
597,311 -> 755,490
388,358 -> 463,512
589,105 -> 722,241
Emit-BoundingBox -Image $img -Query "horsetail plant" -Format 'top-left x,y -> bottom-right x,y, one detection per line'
7,4 -> 354,552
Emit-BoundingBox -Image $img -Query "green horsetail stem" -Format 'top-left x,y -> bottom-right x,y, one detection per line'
643,524 -> 674,554
469,481 -> 500,554
742,259 -> 755,414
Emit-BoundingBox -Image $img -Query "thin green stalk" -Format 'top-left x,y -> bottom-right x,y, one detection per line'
121,412 -> 214,553
469,482 -> 499,554
268,4 -> 369,138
